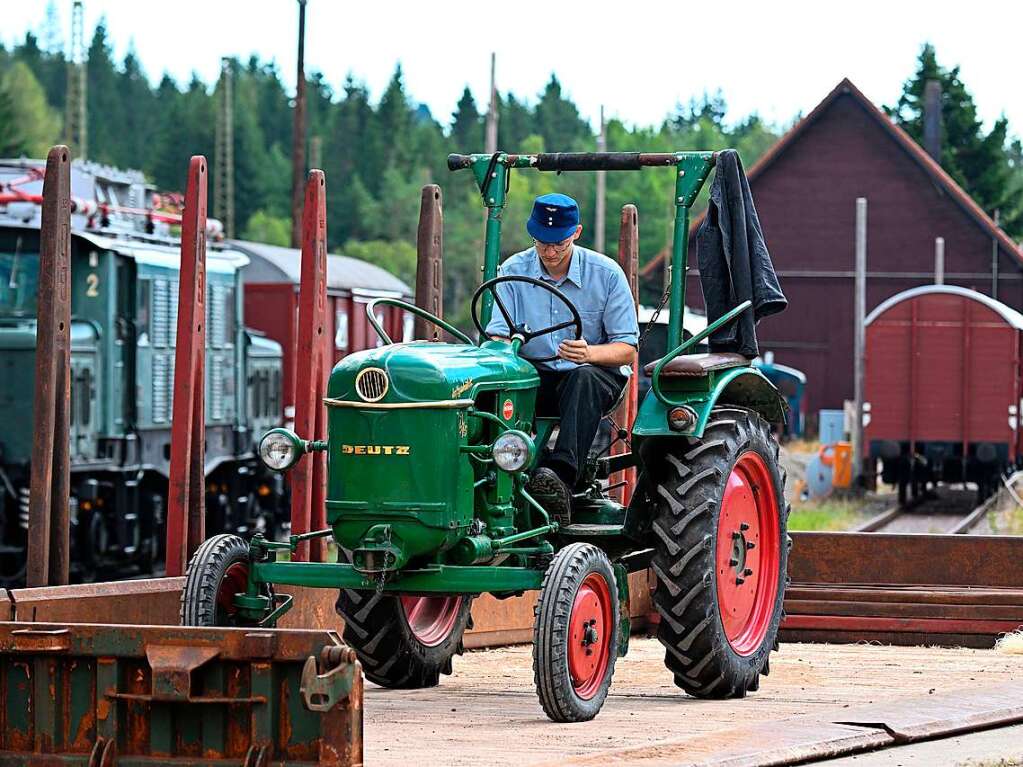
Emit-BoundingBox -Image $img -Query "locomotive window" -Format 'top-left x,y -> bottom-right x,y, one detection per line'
0,245 -> 40,316
271,368 -> 281,417
137,280 -> 151,346
79,368 -> 92,427
335,310 -> 349,351
223,286 -> 236,347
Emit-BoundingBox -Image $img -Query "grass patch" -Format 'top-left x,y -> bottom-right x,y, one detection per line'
787,497 -> 868,531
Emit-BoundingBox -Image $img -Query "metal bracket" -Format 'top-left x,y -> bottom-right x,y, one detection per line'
300,645 -> 358,712
614,562 -> 631,658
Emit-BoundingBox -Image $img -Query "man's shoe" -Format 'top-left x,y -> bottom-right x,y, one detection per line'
527,467 -> 572,525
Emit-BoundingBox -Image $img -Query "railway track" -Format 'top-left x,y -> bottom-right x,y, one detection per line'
854,486 -> 997,534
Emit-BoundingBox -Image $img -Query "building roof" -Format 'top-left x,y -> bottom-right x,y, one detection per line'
640,78 -> 1023,280
231,239 -> 412,296
864,284 -> 1023,330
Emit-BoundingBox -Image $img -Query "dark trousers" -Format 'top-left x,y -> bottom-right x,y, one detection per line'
534,365 -> 627,487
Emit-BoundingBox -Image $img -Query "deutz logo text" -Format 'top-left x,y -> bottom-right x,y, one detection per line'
341,444 -> 411,456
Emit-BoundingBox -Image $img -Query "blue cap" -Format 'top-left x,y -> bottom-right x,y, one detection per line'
526,193 -> 580,243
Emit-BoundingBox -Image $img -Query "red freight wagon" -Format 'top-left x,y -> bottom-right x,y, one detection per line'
864,285 -> 1022,503
234,240 -> 412,423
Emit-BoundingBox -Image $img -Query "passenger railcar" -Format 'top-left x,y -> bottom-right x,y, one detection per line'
864,285 -> 1022,503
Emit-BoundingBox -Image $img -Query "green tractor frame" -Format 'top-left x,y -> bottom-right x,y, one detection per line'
181,150 -> 789,722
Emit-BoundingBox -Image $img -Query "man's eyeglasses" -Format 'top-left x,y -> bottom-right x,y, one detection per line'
532,238 -> 574,256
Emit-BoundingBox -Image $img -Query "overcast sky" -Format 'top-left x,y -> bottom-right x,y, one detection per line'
4,1 -> 1021,135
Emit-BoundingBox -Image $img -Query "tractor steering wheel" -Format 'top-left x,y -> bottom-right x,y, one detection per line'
471,276 -> 583,363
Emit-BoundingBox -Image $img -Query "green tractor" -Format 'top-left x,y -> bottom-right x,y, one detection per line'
181,151 -> 789,722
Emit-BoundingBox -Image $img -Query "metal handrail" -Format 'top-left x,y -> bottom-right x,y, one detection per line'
365,297 -> 474,346
651,300 -> 753,406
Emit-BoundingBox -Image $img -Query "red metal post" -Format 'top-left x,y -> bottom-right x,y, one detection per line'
612,205 -> 639,505
27,146 -> 72,587
292,170 -> 329,561
414,185 -> 443,340
165,157 -> 208,577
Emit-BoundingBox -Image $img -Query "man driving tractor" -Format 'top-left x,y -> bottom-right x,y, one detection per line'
486,193 -> 639,520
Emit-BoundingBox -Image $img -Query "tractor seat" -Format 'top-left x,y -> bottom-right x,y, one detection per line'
643,352 -> 750,378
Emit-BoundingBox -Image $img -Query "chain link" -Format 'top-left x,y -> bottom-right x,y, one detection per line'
637,270 -> 671,352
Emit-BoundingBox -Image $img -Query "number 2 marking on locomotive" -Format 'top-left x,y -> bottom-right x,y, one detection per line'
86,273 -> 99,297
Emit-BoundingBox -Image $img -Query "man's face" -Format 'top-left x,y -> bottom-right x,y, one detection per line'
533,225 -> 582,272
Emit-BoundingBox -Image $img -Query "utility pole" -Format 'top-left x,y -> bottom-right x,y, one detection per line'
65,0 -> 87,160
290,0 -> 308,249
852,198 -> 867,485
214,57 -> 235,239
309,135 -> 322,171
595,105 -> 606,253
992,209 -> 1000,300
484,53 -> 498,154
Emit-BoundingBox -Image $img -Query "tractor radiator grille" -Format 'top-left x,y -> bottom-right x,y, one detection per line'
355,368 -> 389,402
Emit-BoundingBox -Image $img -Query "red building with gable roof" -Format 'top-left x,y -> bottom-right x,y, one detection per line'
642,78 -> 1023,423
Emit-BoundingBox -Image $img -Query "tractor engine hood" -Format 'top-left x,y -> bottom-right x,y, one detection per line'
326,340 -> 539,405
323,340 -> 539,574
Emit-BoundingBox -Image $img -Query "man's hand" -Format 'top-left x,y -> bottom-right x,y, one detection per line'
558,339 -> 636,366
558,338 -> 590,363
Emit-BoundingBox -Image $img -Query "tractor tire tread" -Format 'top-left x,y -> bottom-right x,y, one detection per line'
649,408 -> 788,700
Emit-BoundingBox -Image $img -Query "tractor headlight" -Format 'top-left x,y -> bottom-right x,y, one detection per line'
258,428 -> 306,472
492,430 -> 534,473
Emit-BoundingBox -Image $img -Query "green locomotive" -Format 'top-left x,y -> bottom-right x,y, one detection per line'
183,150 -> 789,722
0,159 -> 287,585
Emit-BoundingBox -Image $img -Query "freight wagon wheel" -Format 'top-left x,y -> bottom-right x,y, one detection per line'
533,542 -> 619,722
180,534 -> 264,627
336,585 -> 473,689
647,408 -> 788,699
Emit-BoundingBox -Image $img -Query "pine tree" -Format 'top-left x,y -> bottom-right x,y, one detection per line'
887,43 -> 1020,237
85,20 -> 123,164
535,75 -> 590,152
450,86 -> 482,151
0,81 -> 27,156
497,93 -> 533,152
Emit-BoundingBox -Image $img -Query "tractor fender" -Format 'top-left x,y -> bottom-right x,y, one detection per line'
632,367 -> 786,441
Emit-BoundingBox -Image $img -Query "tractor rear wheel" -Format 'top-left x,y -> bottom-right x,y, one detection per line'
533,542 -> 619,722
335,589 -> 473,689
647,408 -> 788,699
180,533 -> 258,627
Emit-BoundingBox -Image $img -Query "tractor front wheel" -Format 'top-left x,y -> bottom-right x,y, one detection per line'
335,589 -> 473,688
648,408 -> 788,699
533,542 -> 619,722
180,534 -> 258,627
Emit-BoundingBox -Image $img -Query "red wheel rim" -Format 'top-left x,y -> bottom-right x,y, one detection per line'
567,572 -> 613,700
400,596 -> 463,647
715,451 -> 781,656
217,562 -> 249,619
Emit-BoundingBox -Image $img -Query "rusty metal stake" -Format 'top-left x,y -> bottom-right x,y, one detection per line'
415,184 -> 443,340
292,170 -> 329,562
612,204 -> 639,505
165,156 -> 208,577
27,146 -> 72,587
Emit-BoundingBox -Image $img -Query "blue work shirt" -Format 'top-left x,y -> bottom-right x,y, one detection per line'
484,246 -> 639,372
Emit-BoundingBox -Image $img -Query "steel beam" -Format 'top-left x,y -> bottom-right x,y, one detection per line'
414,184 -> 444,340
612,204 -> 639,504
27,146 -> 72,587
165,157 -> 209,577
292,170 -> 329,561
789,532 -> 1023,588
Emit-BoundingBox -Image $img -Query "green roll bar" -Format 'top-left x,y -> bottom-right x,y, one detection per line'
448,150 -> 756,408
650,300 -> 752,406
365,297 -> 475,346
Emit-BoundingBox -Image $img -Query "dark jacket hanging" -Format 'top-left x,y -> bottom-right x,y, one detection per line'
696,149 -> 787,357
